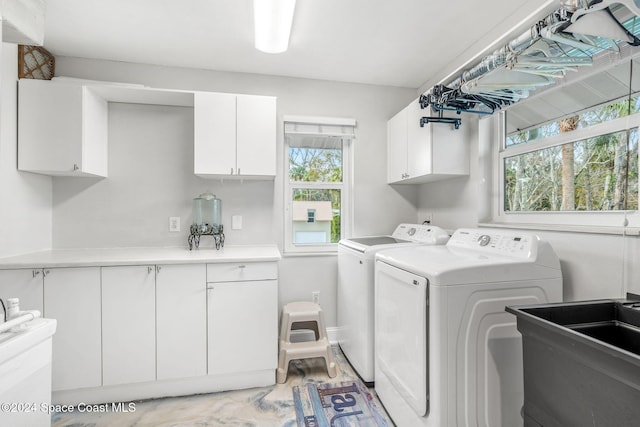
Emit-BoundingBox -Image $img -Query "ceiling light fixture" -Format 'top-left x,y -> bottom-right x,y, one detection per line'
253,0 -> 296,54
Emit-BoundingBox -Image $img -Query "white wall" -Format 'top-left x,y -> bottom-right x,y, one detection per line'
50,56 -> 418,325
416,114 -> 640,302
0,41 -> 52,258
6,48 -> 637,322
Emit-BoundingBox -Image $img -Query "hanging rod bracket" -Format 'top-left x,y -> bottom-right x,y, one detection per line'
420,116 -> 462,130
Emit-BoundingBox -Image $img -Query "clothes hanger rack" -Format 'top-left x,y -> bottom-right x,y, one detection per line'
420,0 -> 640,125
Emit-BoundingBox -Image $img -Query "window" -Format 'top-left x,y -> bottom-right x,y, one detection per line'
503,103 -> 639,213
494,59 -> 640,230
307,209 -> 316,223
284,116 -> 355,253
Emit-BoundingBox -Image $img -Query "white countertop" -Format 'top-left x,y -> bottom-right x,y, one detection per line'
0,245 -> 281,268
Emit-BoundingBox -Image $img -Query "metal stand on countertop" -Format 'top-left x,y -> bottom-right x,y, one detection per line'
188,224 -> 224,250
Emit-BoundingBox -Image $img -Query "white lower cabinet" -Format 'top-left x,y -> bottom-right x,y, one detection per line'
3,257 -> 278,402
43,267 -> 102,391
156,264 -> 207,380
207,262 -> 278,376
0,268 -> 43,313
101,265 -> 156,386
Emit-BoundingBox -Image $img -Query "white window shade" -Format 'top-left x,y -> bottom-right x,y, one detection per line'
284,116 -> 356,139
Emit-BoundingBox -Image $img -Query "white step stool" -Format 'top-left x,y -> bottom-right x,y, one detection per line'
276,301 -> 337,383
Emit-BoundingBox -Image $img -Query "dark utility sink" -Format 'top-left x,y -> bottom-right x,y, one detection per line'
507,295 -> 640,427
570,317 -> 640,355
510,298 -> 640,356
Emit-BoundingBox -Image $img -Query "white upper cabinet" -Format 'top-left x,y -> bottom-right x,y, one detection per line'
194,92 -> 276,179
17,79 -> 276,180
387,98 -> 469,184
18,79 -> 108,177
236,95 -> 276,177
193,92 -> 236,176
386,105 -> 409,183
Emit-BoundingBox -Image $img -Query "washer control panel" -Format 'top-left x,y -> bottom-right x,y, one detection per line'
448,228 -> 536,258
391,223 -> 450,244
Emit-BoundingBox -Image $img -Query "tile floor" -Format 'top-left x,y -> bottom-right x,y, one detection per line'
51,346 -> 392,427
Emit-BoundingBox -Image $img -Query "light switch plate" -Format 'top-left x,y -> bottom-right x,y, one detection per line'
232,215 -> 242,230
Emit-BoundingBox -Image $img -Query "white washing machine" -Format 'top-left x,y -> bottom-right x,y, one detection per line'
337,223 -> 449,384
374,228 -> 563,427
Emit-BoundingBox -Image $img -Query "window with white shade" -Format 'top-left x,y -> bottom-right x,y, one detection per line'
284,116 -> 355,253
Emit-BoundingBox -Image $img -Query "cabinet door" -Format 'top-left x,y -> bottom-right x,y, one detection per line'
43,267 -> 102,391
156,264 -> 207,380
102,265 -> 156,386
0,269 -> 43,313
18,79 -> 83,174
236,95 -> 276,177
208,280 -> 278,375
407,100 -> 432,178
431,120 -> 469,176
18,80 -> 108,177
386,106 -> 408,183
193,92 -> 237,175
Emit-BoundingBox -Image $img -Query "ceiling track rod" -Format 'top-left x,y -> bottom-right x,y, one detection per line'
446,7 -> 573,91
424,1 -> 640,116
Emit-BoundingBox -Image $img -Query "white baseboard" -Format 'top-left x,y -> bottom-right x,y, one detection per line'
290,326 -> 338,345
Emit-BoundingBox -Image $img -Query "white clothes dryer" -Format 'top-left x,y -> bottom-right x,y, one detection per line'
337,223 -> 449,384
374,228 -> 563,427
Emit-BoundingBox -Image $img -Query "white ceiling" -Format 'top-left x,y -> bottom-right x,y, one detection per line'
42,0 -> 559,89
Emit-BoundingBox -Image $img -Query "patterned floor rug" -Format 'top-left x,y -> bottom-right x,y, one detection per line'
293,380 -> 389,427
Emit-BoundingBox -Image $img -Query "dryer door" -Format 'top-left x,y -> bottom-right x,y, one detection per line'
337,245 -> 375,382
375,261 -> 428,416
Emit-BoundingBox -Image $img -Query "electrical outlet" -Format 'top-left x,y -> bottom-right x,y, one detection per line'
232,215 -> 243,230
423,212 -> 433,225
169,217 -> 180,232
312,291 -> 320,305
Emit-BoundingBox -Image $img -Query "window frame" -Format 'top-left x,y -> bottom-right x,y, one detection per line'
283,116 -> 354,254
491,111 -> 640,233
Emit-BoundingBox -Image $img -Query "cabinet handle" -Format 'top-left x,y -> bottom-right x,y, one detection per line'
231,168 -> 234,175
73,164 -> 79,171
43,269 -> 50,277
237,168 -> 241,175
156,265 -> 162,274
147,266 -> 154,274
238,265 -> 246,269
32,270 -> 41,278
